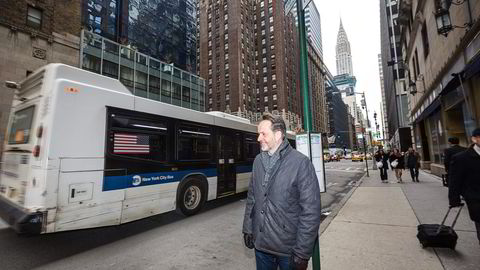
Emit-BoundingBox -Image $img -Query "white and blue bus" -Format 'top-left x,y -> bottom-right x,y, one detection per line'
0,64 -> 293,234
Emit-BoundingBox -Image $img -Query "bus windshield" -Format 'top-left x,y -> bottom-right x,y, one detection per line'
8,106 -> 35,144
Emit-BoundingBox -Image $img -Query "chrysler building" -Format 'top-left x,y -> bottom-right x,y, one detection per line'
335,19 -> 353,76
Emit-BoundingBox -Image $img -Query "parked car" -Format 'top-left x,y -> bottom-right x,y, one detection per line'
345,153 -> 352,160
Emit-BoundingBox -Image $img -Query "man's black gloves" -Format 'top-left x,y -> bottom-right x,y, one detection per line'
290,253 -> 308,270
243,233 -> 254,249
449,202 -> 464,208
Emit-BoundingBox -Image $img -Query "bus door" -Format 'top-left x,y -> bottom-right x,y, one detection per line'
216,129 -> 236,196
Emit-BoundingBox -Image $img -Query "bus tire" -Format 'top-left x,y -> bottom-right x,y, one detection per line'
177,177 -> 207,216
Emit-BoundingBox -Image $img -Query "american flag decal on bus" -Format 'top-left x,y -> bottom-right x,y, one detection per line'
113,133 -> 150,154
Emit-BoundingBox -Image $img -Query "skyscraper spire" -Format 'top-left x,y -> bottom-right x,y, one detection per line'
335,18 -> 353,76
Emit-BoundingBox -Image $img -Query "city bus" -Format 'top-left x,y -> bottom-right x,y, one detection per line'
0,64 -> 293,234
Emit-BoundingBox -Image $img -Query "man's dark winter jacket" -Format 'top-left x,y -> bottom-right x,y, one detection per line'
242,140 -> 321,259
449,146 -> 480,222
443,145 -> 466,172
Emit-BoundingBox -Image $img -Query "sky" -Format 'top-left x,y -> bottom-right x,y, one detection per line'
312,0 -> 384,135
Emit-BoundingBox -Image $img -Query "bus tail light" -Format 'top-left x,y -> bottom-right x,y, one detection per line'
33,145 -> 40,157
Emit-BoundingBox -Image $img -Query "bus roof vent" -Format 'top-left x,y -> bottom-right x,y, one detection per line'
16,69 -> 45,97
205,111 -> 251,124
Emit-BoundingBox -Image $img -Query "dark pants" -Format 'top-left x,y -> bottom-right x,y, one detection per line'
255,249 -> 290,270
380,167 -> 388,180
409,167 -> 419,181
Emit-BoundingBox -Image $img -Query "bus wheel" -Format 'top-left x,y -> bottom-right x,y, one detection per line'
178,178 -> 206,216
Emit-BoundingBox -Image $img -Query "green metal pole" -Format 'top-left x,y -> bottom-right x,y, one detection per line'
296,1 -> 319,269
297,0 -> 312,131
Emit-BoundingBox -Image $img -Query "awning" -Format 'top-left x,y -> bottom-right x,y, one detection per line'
439,74 -> 462,96
464,52 -> 480,80
440,52 -> 480,96
414,98 -> 441,123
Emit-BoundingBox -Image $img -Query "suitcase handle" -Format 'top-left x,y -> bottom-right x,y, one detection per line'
436,205 -> 463,235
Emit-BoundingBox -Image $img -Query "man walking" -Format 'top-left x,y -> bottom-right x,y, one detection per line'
406,147 -> 421,182
449,128 -> 480,245
443,137 -> 466,186
243,113 -> 322,270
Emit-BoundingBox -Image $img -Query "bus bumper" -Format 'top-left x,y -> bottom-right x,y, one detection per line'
0,195 -> 44,234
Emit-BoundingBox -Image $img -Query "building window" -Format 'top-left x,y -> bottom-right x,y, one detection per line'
273,94 -> 277,100
226,94 -> 229,100
264,96 -> 268,102
264,86 -> 268,92
269,16 -> 273,23
27,6 -> 42,29
224,14 -> 228,21
263,67 -> 267,73
270,25 -> 274,32
421,22 -> 429,58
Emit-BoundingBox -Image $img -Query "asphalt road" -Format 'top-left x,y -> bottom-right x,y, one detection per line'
0,160 -> 366,270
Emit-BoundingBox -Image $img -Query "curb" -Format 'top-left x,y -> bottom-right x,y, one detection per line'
319,172 -> 367,235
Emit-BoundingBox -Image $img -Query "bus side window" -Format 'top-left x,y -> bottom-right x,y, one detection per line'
235,132 -> 243,161
108,115 -> 168,162
245,134 -> 259,160
177,123 -> 212,161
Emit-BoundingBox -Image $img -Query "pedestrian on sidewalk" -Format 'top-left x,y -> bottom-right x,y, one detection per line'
375,149 -> 389,183
243,113 -> 322,270
390,148 -> 405,183
443,137 -> 466,185
449,128 -> 480,245
406,147 -> 421,182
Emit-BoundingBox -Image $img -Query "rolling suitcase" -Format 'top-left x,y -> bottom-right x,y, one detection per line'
417,205 -> 463,249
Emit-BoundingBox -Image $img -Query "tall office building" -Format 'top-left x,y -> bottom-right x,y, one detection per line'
378,53 -> 388,142
308,41 -> 328,133
83,0 -> 197,73
380,0 -> 408,139
197,0 -> 257,120
291,1 -> 323,57
198,0 -> 303,130
335,19 -> 353,76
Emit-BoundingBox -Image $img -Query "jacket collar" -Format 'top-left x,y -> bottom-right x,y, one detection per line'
466,145 -> 480,158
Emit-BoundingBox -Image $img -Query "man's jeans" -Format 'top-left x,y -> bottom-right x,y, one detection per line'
255,249 -> 290,270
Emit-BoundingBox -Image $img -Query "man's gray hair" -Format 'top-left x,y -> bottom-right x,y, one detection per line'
262,113 -> 286,138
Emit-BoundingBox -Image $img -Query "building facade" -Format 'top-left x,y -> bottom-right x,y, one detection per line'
197,0 -> 303,130
380,0 -> 409,140
326,86 -> 351,150
335,19 -> 353,76
378,53 -> 389,143
0,0 -> 82,155
83,0 -> 198,73
398,0 -> 480,176
307,40 -> 328,133
0,0 -> 204,156
291,1 -> 323,57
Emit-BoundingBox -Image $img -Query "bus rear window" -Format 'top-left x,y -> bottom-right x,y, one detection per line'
8,106 -> 35,144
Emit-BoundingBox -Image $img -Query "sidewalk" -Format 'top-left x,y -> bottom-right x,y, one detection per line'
319,168 -> 480,270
